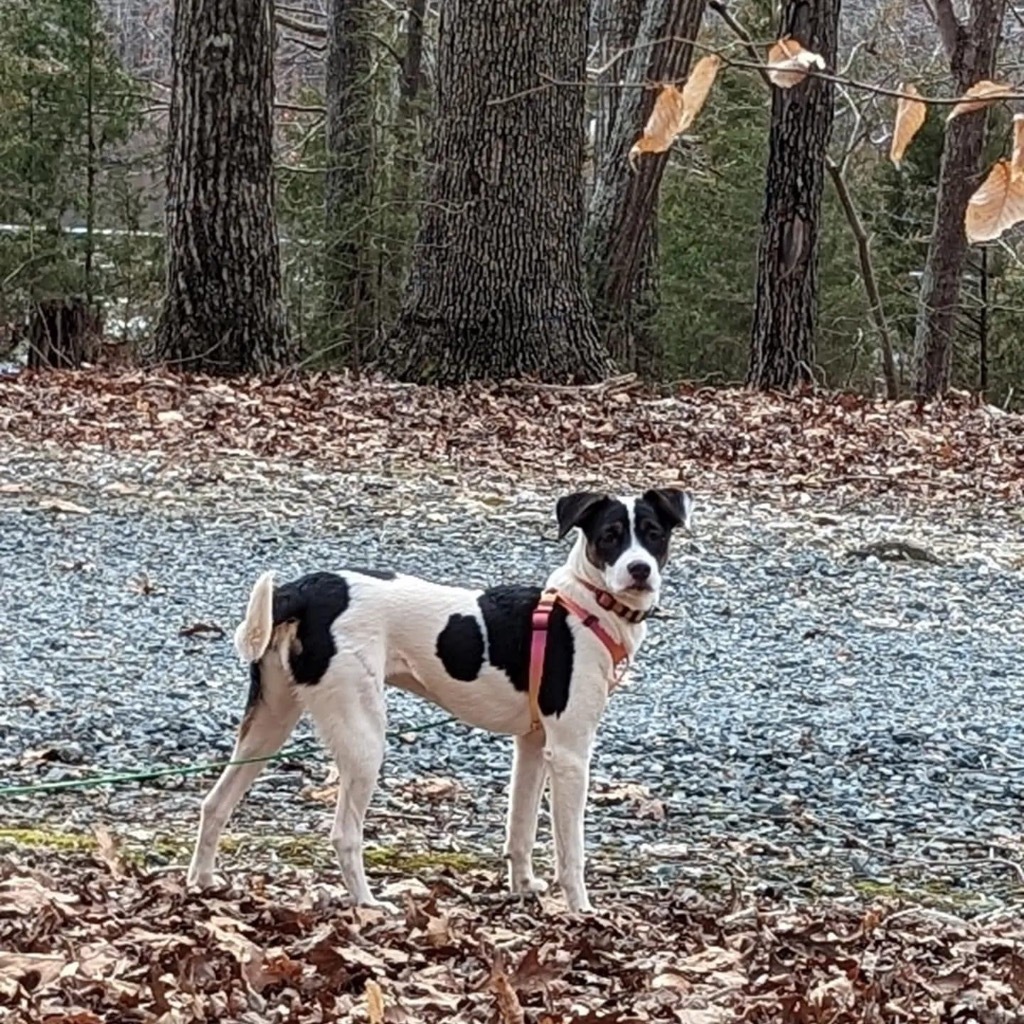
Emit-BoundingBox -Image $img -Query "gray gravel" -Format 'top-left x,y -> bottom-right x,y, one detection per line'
2,445 -> 1023,906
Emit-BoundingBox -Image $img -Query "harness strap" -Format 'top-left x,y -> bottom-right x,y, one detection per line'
527,587 -> 629,734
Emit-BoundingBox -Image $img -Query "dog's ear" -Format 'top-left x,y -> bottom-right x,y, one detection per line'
556,491 -> 610,540
643,488 -> 694,532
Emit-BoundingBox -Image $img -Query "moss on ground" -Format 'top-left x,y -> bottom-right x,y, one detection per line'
0,826 -> 485,875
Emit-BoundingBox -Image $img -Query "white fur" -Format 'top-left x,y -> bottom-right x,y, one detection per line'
187,494 -> 690,913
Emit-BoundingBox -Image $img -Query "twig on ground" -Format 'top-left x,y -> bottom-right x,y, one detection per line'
845,540 -> 945,565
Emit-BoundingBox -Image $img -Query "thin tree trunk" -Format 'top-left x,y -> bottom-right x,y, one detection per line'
324,0 -> 377,366
913,0 -> 1006,400
399,0 -> 427,107
747,0 -> 841,391
379,0 -> 610,384
156,0 -> 288,373
584,0 -> 708,376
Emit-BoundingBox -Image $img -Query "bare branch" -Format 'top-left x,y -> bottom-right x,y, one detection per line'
275,12 -> 327,38
927,0 -> 962,61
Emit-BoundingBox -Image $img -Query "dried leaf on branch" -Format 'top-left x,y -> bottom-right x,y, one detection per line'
946,79 -> 1014,120
966,116 -> 1024,243
765,37 -> 826,89
628,55 -> 722,167
889,83 -> 927,168
965,158 -> 1024,243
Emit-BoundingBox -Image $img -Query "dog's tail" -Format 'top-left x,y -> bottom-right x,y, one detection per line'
234,571 -> 277,664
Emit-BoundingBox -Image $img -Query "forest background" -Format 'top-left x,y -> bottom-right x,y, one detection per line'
1,0 -> 1023,409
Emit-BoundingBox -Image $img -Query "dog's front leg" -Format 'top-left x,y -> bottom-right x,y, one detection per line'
545,732 -> 596,913
504,729 -> 548,895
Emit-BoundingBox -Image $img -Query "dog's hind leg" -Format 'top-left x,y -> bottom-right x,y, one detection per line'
299,647 -> 387,907
504,729 -> 549,895
187,664 -> 301,889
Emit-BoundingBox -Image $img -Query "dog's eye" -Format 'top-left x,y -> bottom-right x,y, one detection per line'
647,527 -> 664,542
601,524 -> 622,542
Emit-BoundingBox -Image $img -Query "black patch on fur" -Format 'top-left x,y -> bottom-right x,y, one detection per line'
478,586 -> 574,719
631,497 -> 672,567
436,614 -> 485,681
350,567 -> 397,580
577,498 -> 631,572
244,660 -> 263,710
271,571 -> 351,685
556,491 -> 610,540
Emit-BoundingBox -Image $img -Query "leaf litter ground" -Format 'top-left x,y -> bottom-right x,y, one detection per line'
1,368 -> 1022,507
2,369 -> 1024,1022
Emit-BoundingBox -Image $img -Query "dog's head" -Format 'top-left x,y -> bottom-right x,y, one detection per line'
556,489 -> 694,605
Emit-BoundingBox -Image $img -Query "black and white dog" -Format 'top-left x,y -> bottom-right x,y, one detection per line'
187,488 -> 693,912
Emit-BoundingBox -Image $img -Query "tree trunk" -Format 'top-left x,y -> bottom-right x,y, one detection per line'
324,0 -> 377,366
747,0 -> 840,391
585,0 -> 708,376
27,298 -> 102,370
913,0 -> 1006,400
156,0 -> 288,374
378,0 -> 611,385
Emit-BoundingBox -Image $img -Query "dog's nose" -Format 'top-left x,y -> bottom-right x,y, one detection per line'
627,561 -> 651,582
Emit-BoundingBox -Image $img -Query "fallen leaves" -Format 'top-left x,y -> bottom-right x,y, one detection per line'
889,83 -> 927,168
3,851 -> 1024,1023
629,56 -> 722,168
1,370 -> 1020,510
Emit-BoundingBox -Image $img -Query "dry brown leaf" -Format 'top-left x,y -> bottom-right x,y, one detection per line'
766,37 -> 826,89
489,951 -> 526,1024
628,55 -> 723,167
965,158 -> 1024,243
0,951 -> 68,988
947,79 -> 1014,120
366,979 -> 386,1024
889,83 -> 927,168
93,825 -> 126,878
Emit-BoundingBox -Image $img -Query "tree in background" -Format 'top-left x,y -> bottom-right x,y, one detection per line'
913,0 -> 1007,399
379,0 -> 611,384
324,0 -> 376,365
0,0 -> 141,359
747,1 -> 841,391
156,0 -> 289,373
585,0 -> 708,376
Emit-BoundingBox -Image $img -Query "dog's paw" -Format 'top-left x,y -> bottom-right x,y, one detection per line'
566,901 -> 596,915
186,869 -> 219,891
358,896 -> 401,915
510,876 -> 549,895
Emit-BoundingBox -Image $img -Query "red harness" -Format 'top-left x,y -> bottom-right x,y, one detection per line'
527,585 -> 642,733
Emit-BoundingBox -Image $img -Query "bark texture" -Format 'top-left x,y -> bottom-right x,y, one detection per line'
379,0 -> 610,385
156,0 -> 288,373
747,0 -> 840,391
585,0 -> 708,375
913,0 -> 1006,399
325,0 -> 376,365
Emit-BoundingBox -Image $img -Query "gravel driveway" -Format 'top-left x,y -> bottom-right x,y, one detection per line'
2,443 -> 1023,909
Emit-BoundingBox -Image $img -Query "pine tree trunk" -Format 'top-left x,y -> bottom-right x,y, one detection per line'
913,0 -> 1006,400
156,0 -> 289,374
747,0 -> 840,391
324,0 -> 377,366
585,0 -> 707,375
378,0 -> 611,385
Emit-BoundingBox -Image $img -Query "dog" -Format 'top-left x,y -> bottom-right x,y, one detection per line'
186,488 -> 693,912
